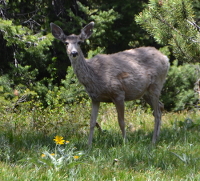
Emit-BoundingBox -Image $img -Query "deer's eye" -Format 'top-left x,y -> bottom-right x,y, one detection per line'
64,42 -> 69,46
77,41 -> 82,45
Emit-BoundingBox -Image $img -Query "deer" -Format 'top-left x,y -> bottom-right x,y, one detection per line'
50,21 -> 169,146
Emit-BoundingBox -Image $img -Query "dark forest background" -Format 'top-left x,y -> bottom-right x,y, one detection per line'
0,0 -> 200,111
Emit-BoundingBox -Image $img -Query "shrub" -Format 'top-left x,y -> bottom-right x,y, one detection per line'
161,61 -> 199,111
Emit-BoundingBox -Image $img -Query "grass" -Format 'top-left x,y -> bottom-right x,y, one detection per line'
0,101 -> 200,180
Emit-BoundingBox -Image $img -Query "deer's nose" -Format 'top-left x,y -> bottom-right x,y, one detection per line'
71,51 -> 78,57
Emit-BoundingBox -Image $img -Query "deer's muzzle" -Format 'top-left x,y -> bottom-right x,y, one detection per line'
71,51 -> 78,58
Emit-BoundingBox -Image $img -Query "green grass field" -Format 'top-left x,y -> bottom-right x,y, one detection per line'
0,102 -> 200,180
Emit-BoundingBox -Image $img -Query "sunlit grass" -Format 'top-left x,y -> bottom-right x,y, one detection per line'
0,101 -> 200,180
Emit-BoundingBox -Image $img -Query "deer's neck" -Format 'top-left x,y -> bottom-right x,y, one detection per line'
71,52 -> 93,82
71,52 -> 99,98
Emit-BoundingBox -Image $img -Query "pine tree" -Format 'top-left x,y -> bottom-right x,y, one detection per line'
135,0 -> 200,64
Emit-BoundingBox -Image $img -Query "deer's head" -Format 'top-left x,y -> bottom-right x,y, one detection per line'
50,22 -> 94,61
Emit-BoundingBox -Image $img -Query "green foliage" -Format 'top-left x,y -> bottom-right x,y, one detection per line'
0,65 -> 39,112
0,75 -> 14,109
0,19 -> 53,69
30,66 -> 87,109
161,61 -> 200,111
10,64 -> 38,86
135,0 -> 200,63
84,0 -> 154,53
60,66 -> 88,104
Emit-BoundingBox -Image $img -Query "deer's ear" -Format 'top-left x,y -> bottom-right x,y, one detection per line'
50,23 -> 66,41
79,22 -> 94,41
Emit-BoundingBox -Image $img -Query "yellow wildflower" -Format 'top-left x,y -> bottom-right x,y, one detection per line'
41,154 -> 46,158
53,135 -> 65,145
73,155 -> 79,159
66,141 -> 70,144
50,153 -> 55,156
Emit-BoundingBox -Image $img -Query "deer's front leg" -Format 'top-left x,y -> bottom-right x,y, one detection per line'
88,100 -> 100,146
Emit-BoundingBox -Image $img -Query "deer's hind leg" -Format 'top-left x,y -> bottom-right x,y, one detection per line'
143,89 -> 162,144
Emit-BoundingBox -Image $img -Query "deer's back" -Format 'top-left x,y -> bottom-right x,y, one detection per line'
88,47 -> 168,73
85,47 -> 169,102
